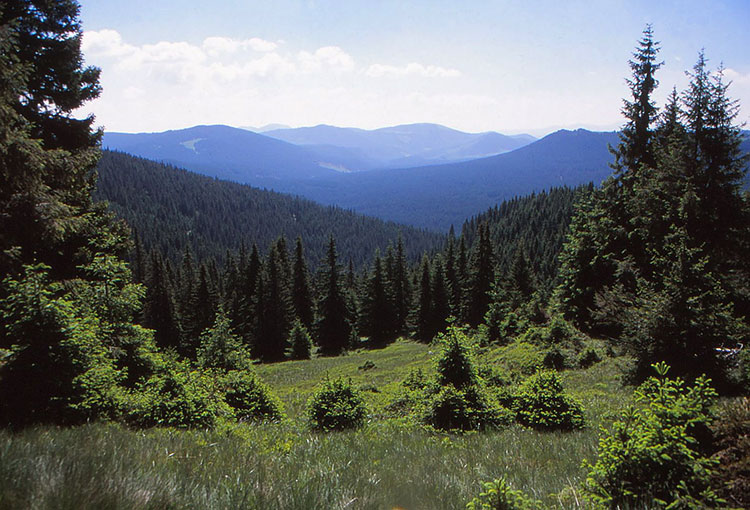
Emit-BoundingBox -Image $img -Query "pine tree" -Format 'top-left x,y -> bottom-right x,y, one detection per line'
314,236 -> 353,354
143,251 -> 181,350
429,256 -> 451,338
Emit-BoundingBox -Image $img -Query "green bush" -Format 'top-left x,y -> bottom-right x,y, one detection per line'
288,320 -> 312,360
578,348 -> 601,368
513,370 -> 584,431
222,370 -> 282,421
583,362 -> 721,509
307,377 -> 367,431
126,362 -> 231,428
466,477 -> 543,510
423,384 -> 512,431
497,341 -> 544,376
196,310 -> 251,371
543,347 -> 567,370
420,326 -> 513,431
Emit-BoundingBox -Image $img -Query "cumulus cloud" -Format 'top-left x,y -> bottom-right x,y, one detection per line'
202,36 -> 278,56
365,62 -> 461,78
298,46 -> 355,72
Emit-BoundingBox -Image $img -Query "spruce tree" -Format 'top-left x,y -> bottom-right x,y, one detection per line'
253,245 -> 292,362
291,236 -> 314,328
465,223 -> 495,326
314,236 -> 353,354
415,256 -> 433,341
358,252 -> 394,345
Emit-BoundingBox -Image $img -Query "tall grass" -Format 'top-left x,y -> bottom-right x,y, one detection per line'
0,342 -> 634,509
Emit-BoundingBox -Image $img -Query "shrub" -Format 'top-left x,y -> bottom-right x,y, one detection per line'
126,362 -> 231,428
513,370 -> 584,431
466,477 -> 543,510
196,310 -> 251,371
421,326 -> 513,431
578,348 -> 601,368
288,320 -> 312,360
583,362 -> 721,509
222,370 -> 282,421
497,341 -> 544,376
543,347 -> 567,370
307,377 -> 367,431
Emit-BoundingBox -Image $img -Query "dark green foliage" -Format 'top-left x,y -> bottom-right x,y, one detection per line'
554,29 -> 749,385
95,151 -> 444,269
543,347 -> 567,370
291,237 -> 314,328
221,370 -> 282,422
512,370 -> 584,431
578,348 -> 601,369
358,252 -> 396,345
288,320 -> 312,360
583,363 -> 721,509
422,326 -> 513,431
196,309 -> 250,371
465,224 -> 495,326
466,477 -> 543,510
142,251 -> 181,351
307,377 -> 367,431
314,237 -> 354,355
253,244 -> 292,362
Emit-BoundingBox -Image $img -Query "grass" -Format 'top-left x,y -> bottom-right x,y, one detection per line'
0,340 -> 635,510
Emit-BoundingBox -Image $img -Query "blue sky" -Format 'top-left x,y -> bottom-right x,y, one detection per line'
77,0 -> 750,135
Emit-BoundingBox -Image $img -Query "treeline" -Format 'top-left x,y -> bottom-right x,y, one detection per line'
95,150 -> 444,268
134,185 -> 581,362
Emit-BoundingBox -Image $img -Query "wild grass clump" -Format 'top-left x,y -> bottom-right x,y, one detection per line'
307,376 -> 368,431
512,370 -> 584,431
710,397 -> 750,508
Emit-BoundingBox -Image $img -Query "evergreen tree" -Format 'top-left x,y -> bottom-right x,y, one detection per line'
142,251 -> 181,350
314,236 -> 353,355
358,252 -> 395,344
429,256 -> 451,339
465,223 -> 495,326
415,256 -> 433,341
291,236 -> 314,328
253,245 -> 292,362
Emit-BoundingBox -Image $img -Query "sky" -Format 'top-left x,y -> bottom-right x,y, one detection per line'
76,0 -> 750,136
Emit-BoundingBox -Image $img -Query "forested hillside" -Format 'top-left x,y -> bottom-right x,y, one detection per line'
95,150 -> 443,266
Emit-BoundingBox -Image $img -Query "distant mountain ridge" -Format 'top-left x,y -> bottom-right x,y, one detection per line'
102,125 -> 621,230
263,123 -> 536,170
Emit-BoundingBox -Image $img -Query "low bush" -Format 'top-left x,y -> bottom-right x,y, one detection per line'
583,362 -> 721,509
126,362 -> 231,428
196,310 -> 251,371
307,377 -> 367,431
466,477 -> 543,510
578,348 -> 601,368
422,384 -> 512,432
513,370 -> 584,431
222,370 -> 282,421
543,347 -> 567,370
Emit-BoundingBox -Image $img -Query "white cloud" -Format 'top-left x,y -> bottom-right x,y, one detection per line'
202,36 -> 278,57
82,29 -> 135,58
298,46 -> 355,72
722,67 -> 750,85
365,62 -> 461,78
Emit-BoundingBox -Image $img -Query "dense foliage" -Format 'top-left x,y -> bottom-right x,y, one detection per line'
583,363 -> 720,509
512,370 -> 584,431
307,377 -> 368,431
465,477 -> 542,510
555,27 -> 750,386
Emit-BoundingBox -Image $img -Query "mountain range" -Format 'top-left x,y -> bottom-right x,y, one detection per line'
102,124 -> 750,231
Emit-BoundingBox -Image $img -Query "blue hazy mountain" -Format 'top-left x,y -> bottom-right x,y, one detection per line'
264,123 -> 536,169
103,124 -> 339,182
104,124 -> 622,231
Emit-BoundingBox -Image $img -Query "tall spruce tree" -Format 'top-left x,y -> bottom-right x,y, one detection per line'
358,251 -> 394,344
253,245 -> 292,361
291,236 -> 314,328
0,2 -> 161,426
314,236 -> 353,354
465,223 -> 495,326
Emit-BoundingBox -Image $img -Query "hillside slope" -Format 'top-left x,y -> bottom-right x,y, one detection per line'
95,151 -> 444,266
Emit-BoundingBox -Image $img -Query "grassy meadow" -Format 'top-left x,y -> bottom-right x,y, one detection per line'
0,340 -> 635,510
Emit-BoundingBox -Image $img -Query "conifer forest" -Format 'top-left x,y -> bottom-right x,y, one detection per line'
0,2 -> 749,509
